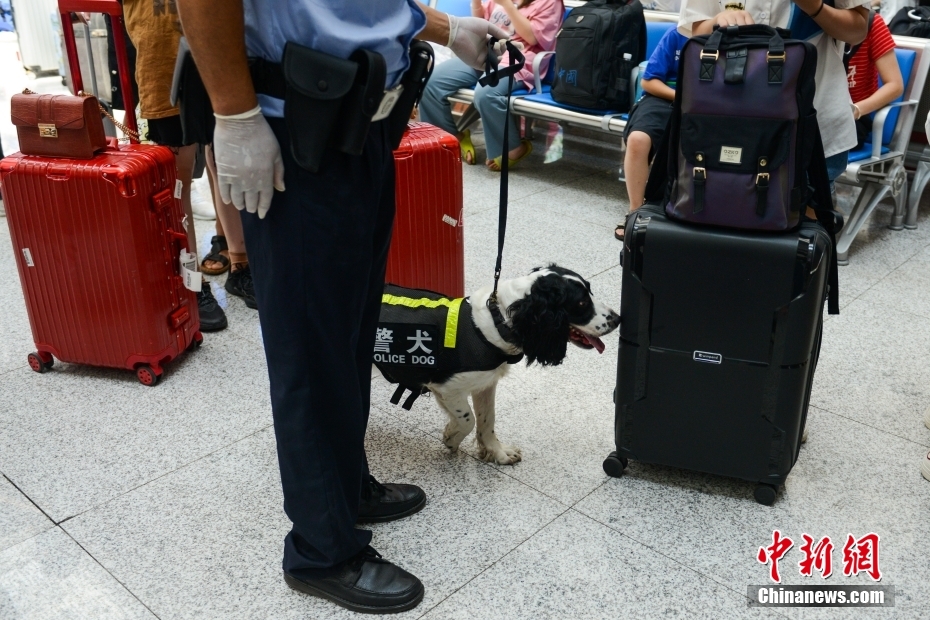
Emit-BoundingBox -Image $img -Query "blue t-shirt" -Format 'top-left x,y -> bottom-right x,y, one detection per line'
641,29 -> 689,86
244,0 -> 426,117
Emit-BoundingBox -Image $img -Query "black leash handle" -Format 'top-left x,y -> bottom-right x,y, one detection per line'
478,39 -> 525,299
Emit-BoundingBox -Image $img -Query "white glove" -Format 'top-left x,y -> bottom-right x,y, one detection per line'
447,15 -> 511,71
212,106 -> 285,219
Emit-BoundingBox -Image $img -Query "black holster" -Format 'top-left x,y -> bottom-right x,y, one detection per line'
172,40 -> 434,173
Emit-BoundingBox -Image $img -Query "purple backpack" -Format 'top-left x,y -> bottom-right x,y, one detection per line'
643,25 -> 843,313
646,25 -> 833,231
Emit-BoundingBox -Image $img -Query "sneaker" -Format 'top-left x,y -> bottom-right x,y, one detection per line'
190,178 -> 216,221
922,451 -> 930,483
197,284 -> 228,331
225,264 -> 257,309
357,476 -> 426,524
284,546 -> 424,614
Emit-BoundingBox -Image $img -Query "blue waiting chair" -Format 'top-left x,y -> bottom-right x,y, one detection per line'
834,41 -> 929,264
511,20 -> 675,133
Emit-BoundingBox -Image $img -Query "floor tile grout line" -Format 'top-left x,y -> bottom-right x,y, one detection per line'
383,408 -> 579,509
1,472 -> 56,525
54,423 -> 275,525
415,504 -> 575,619
810,404 -> 930,449
413,479 -> 620,619
567,507 -> 793,620
840,236 -> 930,304
58,525 -> 163,620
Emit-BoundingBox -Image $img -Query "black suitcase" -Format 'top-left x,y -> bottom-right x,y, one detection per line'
604,203 -> 830,505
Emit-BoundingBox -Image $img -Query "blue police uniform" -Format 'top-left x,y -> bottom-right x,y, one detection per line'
238,0 -> 426,576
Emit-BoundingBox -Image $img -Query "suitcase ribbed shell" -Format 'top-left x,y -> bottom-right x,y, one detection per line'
1,145 -> 200,375
387,122 -> 464,298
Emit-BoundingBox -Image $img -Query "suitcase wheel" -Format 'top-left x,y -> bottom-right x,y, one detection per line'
187,331 -> 204,352
753,483 -> 778,506
603,451 -> 628,478
135,365 -> 162,386
27,352 -> 53,373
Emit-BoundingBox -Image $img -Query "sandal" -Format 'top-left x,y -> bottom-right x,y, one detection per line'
200,235 -> 230,275
614,223 -> 626,242
487,140 -> 533,172
460,130 -> 477,165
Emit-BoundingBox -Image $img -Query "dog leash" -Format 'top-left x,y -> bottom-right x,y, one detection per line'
479,39 -> 525,345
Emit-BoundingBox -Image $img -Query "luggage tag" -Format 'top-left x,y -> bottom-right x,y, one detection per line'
179,249 -> 202,292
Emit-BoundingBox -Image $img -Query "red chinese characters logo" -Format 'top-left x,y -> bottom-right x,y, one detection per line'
758,531 -> 882,582
798,534 -> 834,579
757,530 -> 794,583
842,533 -> 882,582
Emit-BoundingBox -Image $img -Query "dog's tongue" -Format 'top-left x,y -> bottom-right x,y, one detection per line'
584,333 -> 605,354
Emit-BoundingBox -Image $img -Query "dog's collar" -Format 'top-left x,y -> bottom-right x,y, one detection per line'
486,293 -> 520,347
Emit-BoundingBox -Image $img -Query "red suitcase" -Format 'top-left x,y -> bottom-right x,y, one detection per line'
1,145 -> 202,385
0,0 -> 199,385
387,122 -> 465,298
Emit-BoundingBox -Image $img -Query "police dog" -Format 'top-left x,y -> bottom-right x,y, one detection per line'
375,265 -> 620,465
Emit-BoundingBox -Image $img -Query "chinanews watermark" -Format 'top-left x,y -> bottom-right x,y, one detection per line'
749,530 -> 895,608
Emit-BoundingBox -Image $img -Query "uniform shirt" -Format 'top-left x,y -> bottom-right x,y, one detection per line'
641,28 -> 689,86
678,0 -> 871,158
483,0 -> 564,90
243,0 -> 426,117
847,13 -> 897,105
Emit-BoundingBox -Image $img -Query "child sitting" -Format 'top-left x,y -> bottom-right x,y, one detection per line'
615,27 -> 688,241
846,12 -> 904,149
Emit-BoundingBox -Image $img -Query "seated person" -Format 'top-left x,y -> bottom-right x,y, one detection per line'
846,12 -> 904,149
419,0 -> 564,171
615,27 -> 688,241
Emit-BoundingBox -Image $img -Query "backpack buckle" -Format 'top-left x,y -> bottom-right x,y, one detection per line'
693,166 -> 707,180
700,50 -> 719,61
756,172 -> 770,184
766,51 -> 786,62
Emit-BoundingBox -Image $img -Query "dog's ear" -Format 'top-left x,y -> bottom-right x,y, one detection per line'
507,275 -> 570,366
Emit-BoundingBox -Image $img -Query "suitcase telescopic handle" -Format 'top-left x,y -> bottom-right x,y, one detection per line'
58,0 -> 139,143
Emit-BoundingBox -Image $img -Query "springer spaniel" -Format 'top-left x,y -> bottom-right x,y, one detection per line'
375,265 -> 620,464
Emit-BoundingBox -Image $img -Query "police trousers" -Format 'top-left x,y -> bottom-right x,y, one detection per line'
241,117 -> 396,576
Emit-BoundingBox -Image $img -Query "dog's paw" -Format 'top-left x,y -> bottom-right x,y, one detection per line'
442,426 -> 466,451
479,442 -> 522,465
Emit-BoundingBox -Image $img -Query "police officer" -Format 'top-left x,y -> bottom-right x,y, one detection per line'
176,0 -> 508,614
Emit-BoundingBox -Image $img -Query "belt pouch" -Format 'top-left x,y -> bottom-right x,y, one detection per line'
333,49 -> 387,155
282,42 -> 358,173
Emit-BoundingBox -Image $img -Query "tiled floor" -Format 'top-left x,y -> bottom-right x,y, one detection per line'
2,34 -> 930,620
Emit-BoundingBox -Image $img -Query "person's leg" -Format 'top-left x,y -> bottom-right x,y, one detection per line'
175,143 -> 199,253
203,144 -> 256,307
242,118 -> 397,575
623,131 -> 653,212
825,150 -> 849,196
418,57 -> 480,138
201,148 -> 230,273
472,77 -> 522,163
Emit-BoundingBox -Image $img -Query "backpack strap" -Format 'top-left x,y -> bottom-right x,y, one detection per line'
807,123 -> 843,315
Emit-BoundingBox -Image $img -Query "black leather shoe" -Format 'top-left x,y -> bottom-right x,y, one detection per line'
357,476 -> 426,524
284,546 -> 424,614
